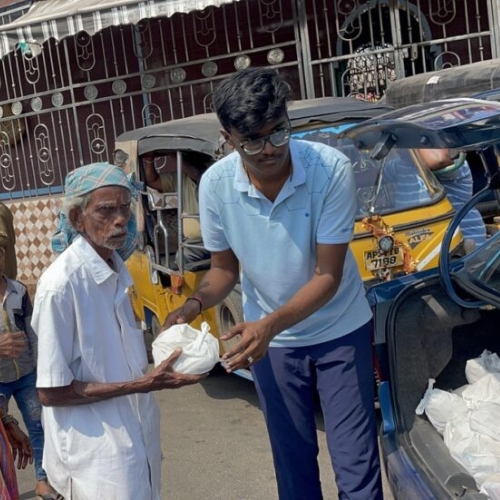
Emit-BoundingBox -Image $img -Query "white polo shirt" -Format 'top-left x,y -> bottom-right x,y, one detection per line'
199,139 -> 372,347
32,235 -> 161,500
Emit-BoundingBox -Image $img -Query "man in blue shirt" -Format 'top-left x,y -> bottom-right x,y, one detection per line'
166,68 -> 383,499
417,148 -> 487,250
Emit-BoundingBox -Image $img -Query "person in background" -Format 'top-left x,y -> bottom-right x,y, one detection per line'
0,246 -> 61,500
0,309 -> 34,500
32,163 -> 206,500
165,68 -> 383,499
142,153 -> 210,264
0,202 -> 17,280
0,405 -> 33,500
417,148 -> 487,251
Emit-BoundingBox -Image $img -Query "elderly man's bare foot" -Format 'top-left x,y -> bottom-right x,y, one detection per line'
35,479 -> 64,500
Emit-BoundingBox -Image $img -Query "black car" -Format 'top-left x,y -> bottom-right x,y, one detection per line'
341,97 -> 500,499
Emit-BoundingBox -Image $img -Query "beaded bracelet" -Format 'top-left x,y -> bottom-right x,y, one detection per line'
1,414 -> 19,426
185,295 -> 203,315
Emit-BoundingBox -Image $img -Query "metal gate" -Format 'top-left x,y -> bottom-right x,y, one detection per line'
0,0 -> 498,202
0,0 -> 498,289
0,0 -> 304,201
297,0 -> 499,100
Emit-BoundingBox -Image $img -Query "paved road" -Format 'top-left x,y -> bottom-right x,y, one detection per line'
12,367 -> 394,499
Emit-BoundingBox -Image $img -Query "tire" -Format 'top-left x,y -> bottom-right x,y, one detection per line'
215,285 -> 243,351
215,286 -> 255,381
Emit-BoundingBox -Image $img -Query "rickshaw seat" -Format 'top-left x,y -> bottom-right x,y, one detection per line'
183,258 -> 212,272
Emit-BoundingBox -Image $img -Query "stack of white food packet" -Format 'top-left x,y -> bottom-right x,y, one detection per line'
151,321 -> 220,375
416,350 -> 500,499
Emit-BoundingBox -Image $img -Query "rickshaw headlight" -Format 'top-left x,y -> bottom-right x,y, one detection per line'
378,235 -> 395,252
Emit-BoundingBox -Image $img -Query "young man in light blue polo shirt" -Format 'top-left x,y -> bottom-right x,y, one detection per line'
165,68 -> 383,500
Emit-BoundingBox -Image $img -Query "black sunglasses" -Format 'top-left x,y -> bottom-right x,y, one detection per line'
237,127 -> 292,155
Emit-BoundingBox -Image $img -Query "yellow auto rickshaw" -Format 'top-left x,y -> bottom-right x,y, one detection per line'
114,97 -> 462,377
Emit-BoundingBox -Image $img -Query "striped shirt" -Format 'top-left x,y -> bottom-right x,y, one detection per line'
436,161 -> 487,246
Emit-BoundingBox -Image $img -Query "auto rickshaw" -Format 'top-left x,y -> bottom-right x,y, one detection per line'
114,96 -> 462,375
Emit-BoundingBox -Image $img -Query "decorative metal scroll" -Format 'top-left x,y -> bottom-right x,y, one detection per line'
0,0 -> 494,202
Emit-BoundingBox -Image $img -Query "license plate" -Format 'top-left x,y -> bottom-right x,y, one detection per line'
364,246 -> 404,271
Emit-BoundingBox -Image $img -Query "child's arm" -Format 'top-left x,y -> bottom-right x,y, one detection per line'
0,332 -> 26,358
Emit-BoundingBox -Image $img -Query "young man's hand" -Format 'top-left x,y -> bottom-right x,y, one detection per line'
162,300 -> 202,329
220,320 -> 274,372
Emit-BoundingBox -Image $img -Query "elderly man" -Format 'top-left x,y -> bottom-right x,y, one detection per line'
31,163 -> 206,500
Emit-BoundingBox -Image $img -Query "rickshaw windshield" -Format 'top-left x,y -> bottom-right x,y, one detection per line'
292,125 -> 444,219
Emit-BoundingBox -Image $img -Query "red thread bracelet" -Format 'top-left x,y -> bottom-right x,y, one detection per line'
186,295 -> 203,314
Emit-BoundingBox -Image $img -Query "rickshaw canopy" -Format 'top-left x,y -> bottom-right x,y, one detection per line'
115,96 -> 394,159
383,58 -> 500,109
339,98 -> 500,158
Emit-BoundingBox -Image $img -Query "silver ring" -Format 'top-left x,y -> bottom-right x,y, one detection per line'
247,356 -> 254,364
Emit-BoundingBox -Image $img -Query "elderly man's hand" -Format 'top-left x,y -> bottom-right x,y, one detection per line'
146,348 -> 207,389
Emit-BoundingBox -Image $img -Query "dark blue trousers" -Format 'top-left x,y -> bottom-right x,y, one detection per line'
251,322 -> 382,500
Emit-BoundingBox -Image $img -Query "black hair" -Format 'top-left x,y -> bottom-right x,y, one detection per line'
212,67 -> 292,135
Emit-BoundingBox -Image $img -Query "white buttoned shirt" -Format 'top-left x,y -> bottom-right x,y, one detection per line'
32,235 -> 161,500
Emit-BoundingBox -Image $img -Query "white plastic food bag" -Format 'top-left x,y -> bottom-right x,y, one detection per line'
415,379 -> 469,434
465,350 -> 500,384
462,373 -> 500,407
470,402 -> 500,442
444,419 -> 500,486
481,473 -> 500,500
151,321 -> 220,374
